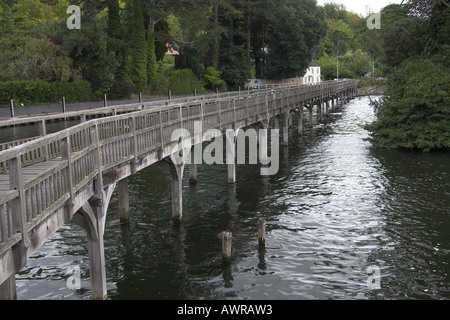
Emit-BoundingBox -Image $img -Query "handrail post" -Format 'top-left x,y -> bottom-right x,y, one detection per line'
62,97 -> 66,113
9,100 -> 14,118
130,116 -> 138,174
89,124 -> 103,192
60,136 -> 74,209
39,120 -> 49,161
8,155 -> 30,270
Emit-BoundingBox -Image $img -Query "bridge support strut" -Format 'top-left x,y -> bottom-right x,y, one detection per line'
283,113 -> 289,146
118,178 -> 130,223
226,130 -> 237,185
0,275 -> 16,300
73,183 -> 116,300
160,157 -> 185,222
298,105 -> 304,135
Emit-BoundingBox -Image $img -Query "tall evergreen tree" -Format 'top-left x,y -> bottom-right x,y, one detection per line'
128,0 -> 147,93
263,0 -> 327,79
146,27 -> 157,93
107,0 -> 131,98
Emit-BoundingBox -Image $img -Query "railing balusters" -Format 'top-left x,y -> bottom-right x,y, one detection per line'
0,80 -> 358,265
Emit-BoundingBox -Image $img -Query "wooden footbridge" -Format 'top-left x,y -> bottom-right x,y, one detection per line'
0,80 -> 357,299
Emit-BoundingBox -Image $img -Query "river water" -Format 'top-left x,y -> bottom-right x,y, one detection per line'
8,96 -> 449,300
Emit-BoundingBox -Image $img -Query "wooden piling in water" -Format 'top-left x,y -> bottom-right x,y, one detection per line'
218,231 -> 232,262
258,218 -> 266,247
118,178 -> 130,223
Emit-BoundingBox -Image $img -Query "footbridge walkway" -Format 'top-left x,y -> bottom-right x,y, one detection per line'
0,80 -> 357,299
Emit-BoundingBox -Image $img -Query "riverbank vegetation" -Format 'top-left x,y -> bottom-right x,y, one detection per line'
0,0 -> 326,105
364,0 -> 450,151
0,0 -> 391,105
0,1 -> 448,152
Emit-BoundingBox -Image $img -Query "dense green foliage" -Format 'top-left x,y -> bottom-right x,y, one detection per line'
257,0 -> 327,79
202,66 -> 226,92
0,80 -> 92,105
0,0 -> 329,105
366,57 -> 449,151
365,1 -> 450,151
317,3 -> 378,80
2,0 -> 447,156
167,69 -> 205,95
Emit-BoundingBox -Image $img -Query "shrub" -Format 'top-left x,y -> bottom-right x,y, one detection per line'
202,66 -> 225,91
167,69 -> 204,95
0,80 -> 93,106
365,57 -> 450,151
150,72 -> 169,96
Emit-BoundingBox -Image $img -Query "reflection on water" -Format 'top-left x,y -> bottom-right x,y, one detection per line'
12,97 -> 450,300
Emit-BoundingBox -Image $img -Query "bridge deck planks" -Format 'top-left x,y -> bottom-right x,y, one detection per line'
0,158 -> 63,193
0,81 -> 358,298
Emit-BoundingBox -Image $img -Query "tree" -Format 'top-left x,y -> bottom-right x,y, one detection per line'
175,46 -> 205,78
219,43 -> 251,89
63,19 -> 118,97
127,0 -> 147,93
365,57 -> 450,151
261,0 -> 327,79
146,27 -> 157,93
0,0 -> 78,82
202,66 -> 225,90
10,37 -> 78,81
379,4 -> 423,70
340,50 -> 372,78
365,1 -> 450,151
107,0 -> 132,98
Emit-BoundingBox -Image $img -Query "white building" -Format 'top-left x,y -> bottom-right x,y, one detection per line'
302,61 -> 321,84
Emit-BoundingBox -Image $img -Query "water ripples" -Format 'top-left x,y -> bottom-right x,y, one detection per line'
13,96 -> 450,300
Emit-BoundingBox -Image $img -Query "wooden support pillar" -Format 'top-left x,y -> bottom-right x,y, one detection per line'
298,106 -> 303,135
274,116 -> 279,129
72,124 -> 113,300
226,130 -> 236,185
225,130 -> 237,184
308,106 -> 313,127
317,98 -> 322,120
171,161 -> 184,222
227,162 -> 235,185
258,218 -> 266,247
218,231 -> 232,262
283,112 -> 289,146
0,275 -> 16,300
75,203 -> 105,300
160,158 -> 185,222
86,212 -> 106,300
118,178 -> 130,223
259,119 -> 269,164
74,183 -> 115,300
189,149 -> 198,185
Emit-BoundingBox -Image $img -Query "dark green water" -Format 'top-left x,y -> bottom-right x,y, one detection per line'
11,96 -> 450,300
